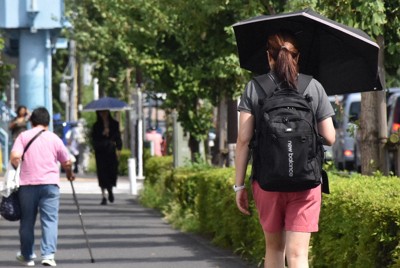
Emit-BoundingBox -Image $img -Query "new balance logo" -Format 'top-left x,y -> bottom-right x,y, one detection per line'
288,140 -> 294,177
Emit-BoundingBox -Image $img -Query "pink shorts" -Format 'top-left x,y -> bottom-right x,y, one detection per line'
252,180 -> 321,233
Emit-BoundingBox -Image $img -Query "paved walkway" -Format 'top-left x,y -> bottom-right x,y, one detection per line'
0,174 -> 256,267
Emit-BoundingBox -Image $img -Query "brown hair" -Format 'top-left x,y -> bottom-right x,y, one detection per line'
267,31 -> 299,89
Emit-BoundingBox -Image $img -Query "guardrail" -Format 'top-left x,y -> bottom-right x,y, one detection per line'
0,101 -> 16,171
0,128 -> 9,170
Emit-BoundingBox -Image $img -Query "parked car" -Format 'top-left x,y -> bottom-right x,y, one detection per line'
388,87 -> 400,97
323,95 -> 343,162
387,92 -> 400,136
387,92 -> 400,173
332,93 -> 361,170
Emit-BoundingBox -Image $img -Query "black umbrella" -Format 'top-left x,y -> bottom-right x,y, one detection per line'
82,97 -> 130,111
233,8 -> 382,95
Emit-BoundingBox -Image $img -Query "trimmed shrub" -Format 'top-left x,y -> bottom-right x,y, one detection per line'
87,148 -> 132,176
138,156 -> 174,210
140,157 -> 265,263
140,158 -> 400,267
117,149 -> 131,176
311,173 -> 400,267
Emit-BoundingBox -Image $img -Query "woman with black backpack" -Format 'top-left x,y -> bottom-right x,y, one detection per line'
234,30 -> 336,267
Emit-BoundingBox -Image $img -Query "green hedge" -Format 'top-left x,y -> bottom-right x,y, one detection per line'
89,148 -> 149,176
312,173 -> 400,267
117,149 -> 131,176
139,157 -> 400,267
87,148 -> 132,176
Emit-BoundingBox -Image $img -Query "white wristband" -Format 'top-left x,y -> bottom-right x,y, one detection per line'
233,184 -> 246,192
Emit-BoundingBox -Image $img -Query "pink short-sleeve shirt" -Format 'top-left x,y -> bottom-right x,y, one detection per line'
12,127 -> 70,186
145,130 -> 163,156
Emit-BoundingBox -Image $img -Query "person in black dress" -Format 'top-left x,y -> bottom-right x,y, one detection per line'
92,110 -> 122,205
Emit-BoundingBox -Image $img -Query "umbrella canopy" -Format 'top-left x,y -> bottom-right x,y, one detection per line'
233,8 -> 382,95
82,97 -> 130,111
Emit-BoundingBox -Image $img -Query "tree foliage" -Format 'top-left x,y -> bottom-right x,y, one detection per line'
61,0 -> 400,161
66,0 -> 270,146
0,36 -> 14,95
65,0 -> 139,98
286,0 -> 400,86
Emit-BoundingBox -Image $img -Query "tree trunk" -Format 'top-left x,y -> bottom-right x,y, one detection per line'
217,96 -> 228,166
188,134 -> 200,162
360,92 -> 380,175
227,98 -> 238,167
360,35 -> 388,175
124,68 -> 132,151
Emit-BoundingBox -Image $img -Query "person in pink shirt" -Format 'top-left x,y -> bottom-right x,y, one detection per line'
10,107 -> 75,267
145,127 -> 163,157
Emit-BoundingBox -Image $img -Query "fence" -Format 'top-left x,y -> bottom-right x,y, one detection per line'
0,101 -> 15,171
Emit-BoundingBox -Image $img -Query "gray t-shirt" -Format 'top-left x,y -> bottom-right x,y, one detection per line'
238,73 -> 335,128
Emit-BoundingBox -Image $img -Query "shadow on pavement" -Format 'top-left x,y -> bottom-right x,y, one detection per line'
0,193 -> 256,268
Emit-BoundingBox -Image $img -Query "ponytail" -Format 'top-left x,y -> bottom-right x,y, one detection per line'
267,31 -> 299,89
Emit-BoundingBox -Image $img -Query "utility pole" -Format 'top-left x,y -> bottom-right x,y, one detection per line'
10,78 -> 15,112
68,40 -> 77,122
0,0 -> 69,129
377,35 -> 389,174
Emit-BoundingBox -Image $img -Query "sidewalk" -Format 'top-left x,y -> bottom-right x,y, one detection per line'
0,174 -> 256,267
58,173 -> 134,195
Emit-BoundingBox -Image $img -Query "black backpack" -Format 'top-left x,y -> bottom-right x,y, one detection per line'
250,73 -> 325,192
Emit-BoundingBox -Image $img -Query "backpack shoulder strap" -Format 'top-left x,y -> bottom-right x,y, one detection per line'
296,74 -> 324,148
297,74 -> 313,95
252,73 -> 277,98
253,73 -> 313,97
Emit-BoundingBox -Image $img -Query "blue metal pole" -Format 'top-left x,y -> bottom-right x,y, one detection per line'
45,30 -> 53,130
19,29 -> 53,129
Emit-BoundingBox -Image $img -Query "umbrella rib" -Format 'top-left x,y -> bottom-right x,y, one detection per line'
302,13 -> 379,48
233,10 -> 379,49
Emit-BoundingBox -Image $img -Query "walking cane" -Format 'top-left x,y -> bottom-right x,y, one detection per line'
70,180 -> 95,263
